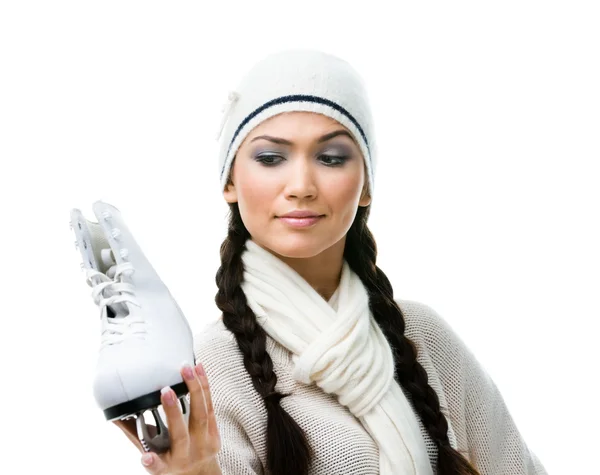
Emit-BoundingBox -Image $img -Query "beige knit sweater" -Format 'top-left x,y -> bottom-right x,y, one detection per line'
193,298 -> 547,474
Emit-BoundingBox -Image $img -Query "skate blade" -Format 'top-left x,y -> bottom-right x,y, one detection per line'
134,395 -> 190,454
105,381 -> 190,453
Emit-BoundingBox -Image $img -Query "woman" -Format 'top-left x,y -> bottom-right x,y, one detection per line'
116,49 -> 547,475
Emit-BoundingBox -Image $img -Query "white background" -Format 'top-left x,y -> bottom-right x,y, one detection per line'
1,1 -> 598,473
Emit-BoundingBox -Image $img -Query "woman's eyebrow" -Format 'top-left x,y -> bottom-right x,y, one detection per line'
250,130 -> 354,146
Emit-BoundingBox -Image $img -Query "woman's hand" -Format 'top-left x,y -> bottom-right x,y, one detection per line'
113,363 -> 222,474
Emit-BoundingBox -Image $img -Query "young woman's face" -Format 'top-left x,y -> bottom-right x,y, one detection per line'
223,111 -> 371,259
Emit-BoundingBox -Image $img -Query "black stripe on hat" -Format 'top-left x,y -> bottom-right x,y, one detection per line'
221,94 -> 371,180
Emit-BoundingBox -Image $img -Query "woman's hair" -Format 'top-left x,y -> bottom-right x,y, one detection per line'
215,174 -> 480,475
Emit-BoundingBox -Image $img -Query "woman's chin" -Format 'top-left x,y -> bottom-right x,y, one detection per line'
260,235 -> 329,259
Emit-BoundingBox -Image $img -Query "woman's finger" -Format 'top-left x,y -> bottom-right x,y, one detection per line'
160,385 -> 189,459
140,451 -> 169,474
183,362 -> 208,436
195,364 -> 221,445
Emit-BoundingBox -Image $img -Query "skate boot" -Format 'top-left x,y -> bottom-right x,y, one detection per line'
70,200 -> 195,454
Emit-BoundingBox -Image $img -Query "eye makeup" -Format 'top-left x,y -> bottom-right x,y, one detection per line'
254,153 -> 351,167
252,142 -> 353,159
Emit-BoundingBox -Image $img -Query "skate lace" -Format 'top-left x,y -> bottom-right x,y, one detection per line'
85,263 -> 146,348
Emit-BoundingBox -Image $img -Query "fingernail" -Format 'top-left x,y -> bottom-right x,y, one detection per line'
182,362 -> 194,380
161,386 -> 176,406
142,453 -> 153,466
195,363 -> 205,377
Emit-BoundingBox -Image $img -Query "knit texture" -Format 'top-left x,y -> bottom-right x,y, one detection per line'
194,299 -> 547,475
240,238 -> 432,473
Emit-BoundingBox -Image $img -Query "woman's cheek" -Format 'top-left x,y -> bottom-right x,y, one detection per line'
325,175 -> 363,209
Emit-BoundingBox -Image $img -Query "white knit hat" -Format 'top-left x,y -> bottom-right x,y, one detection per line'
215,48 -> 377,198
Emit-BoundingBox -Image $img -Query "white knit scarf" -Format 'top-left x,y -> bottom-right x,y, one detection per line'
240,239 -> 434,474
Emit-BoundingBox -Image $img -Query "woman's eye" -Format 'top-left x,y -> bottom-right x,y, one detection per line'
320,154 -> 347,166
255,154 -> 347,166
255,154 -> 284,166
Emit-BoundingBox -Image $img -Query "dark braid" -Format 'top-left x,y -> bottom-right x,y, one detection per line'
215,202 -> 313,475
345,205 -> 480,475
215,200 -> 479,474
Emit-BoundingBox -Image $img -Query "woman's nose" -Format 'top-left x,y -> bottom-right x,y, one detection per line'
284,157 -> 318,199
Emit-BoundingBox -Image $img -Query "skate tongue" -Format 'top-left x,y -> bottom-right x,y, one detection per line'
99,248 -> 129,318
101,248 -> 118,279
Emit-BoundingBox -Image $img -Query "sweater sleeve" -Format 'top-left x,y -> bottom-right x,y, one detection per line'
461,354 -> 548,475
193,325 -> 265,475
404,301 -> 548,475
211,411 -> 264,475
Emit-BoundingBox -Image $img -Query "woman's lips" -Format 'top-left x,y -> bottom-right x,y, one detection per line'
277,216 -> 323,228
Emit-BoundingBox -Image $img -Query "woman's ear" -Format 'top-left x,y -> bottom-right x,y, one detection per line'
223,180 -> 238,203
359,183 -> 371,207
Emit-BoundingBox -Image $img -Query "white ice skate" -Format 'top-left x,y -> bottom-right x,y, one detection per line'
70,200 -> 195,454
